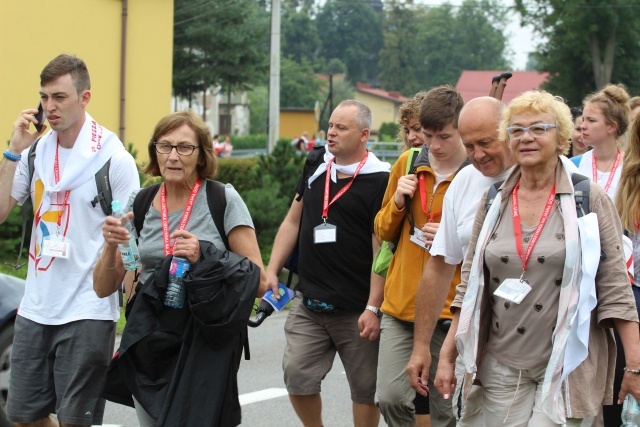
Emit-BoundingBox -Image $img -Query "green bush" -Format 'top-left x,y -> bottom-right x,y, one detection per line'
229,134 -> 268,150
215,140 -> 306,262
215,157 -> 260,195
0,205 -> 27,267
378,121 -> 400,142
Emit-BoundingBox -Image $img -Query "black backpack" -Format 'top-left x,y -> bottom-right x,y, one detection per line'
11,138 -> 113,269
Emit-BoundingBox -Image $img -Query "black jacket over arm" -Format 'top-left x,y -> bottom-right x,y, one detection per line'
110,241 -> 260,427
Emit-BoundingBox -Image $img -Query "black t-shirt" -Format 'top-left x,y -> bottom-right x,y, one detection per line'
294,169 -> 389,311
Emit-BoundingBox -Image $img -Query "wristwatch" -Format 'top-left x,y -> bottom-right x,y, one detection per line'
365,305 -> 382,318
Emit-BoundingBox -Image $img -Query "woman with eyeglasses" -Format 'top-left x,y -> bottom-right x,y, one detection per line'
93,111 -> 268,426
577,84 -> 630,200
433,90 -> 640,426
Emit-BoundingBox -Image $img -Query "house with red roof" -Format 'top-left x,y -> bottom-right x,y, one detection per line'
354,82 -> 410,137
456,71 -> 549,104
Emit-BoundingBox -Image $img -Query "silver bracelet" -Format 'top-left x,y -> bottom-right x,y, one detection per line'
623,367 -> 640,374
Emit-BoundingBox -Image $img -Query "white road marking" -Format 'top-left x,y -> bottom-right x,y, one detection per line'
95,424 -> 122,427
239,387 -> 289,405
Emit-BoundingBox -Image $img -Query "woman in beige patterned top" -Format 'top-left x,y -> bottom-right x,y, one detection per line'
433,91 -> 640,426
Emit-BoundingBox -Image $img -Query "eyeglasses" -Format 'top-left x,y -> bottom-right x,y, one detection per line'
506,124 -> 557,140
153,142 -> 199,156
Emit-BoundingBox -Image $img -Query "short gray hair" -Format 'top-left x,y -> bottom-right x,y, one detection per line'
337,100 -> 373,130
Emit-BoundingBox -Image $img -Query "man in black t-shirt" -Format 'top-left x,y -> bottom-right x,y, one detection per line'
266,100 -> 390,427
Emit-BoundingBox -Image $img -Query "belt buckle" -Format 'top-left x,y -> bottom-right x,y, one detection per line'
303,297 -> 337,314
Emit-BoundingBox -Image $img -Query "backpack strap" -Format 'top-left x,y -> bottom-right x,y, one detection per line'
485,180 -> 504,213
571,173 -> 590,218
132,183 -> 162,237
11,141 -> 40,269
91,159 -> 113,216
400,148 -> 423,244
205,179 -> 229,251
295,145 -> 326,202
132,180 -> 229,251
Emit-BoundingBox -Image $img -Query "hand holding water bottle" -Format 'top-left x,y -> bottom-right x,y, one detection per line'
170,230 -> 201,264
621,394 -> 640,426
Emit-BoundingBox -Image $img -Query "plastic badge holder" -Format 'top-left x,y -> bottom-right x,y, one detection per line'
262,282 -> 295,312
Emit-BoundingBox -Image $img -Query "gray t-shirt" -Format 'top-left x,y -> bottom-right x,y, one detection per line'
125,183 -> 254,284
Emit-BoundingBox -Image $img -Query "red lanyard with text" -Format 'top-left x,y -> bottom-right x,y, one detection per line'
592,150 -> 621,193
160,178 -> 202,256
511,180 -> 556,277
322,152 -> 368,221
53,143 -> 71,229
418,173 -> 441,223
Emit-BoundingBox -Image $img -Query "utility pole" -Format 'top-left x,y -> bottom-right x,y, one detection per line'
267,0 -> 281,153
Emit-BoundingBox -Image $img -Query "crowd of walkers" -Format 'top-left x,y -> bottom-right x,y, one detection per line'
1,52 -> 639,427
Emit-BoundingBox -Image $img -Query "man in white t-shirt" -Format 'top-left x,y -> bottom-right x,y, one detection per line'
406,97 -> 514,424
0,54 -> 139,427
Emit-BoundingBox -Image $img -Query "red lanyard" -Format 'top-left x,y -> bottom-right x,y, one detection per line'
322,152 -> 368,220
592,150 -> 621,193
418,173 -> 442,222
511,180 -> 556,273
160,178 -> 202,256
54,143 -> 71,227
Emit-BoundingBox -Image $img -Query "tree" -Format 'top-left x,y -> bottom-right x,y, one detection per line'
280,57 -> 326,108
378,0 -> 510,92
514,0 -> 640,104
378,1 -> 428,96
282,11 -> 322,64
415,0 -> 510,88
317,0 -> 383,83
173,0 -> 270,103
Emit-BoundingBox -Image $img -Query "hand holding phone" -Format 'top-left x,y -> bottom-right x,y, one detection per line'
34,102 -> 45,133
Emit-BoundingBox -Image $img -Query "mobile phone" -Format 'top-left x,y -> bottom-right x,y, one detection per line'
34,102 -> 45,132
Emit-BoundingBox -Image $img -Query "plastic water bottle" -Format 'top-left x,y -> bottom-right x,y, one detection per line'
164,256 -> 190,308
621,394 -> 640,426
111,200 -> 141,271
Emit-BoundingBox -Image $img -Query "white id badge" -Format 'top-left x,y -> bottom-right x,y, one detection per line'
42,236 -> 71,259
314,223 -> 337,244
494,278 -> 532,304
409,227 -> 430,250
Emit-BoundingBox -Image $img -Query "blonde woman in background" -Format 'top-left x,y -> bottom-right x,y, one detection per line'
578,84 -> 630,200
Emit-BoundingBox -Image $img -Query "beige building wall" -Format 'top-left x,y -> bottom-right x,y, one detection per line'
353,92 -> 400,133
280,110 -> 315,140
0,0 -> 174,164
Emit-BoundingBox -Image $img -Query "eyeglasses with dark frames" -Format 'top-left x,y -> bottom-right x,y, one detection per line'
153,142 -> 199,156
506,124 -> 557,140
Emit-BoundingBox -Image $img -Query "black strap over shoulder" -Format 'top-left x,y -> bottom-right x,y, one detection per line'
132,179 -> 228,250
91,159 -> 113,216
11,141 -> 41,269
295,145 -> 326,202
133,183 -> 162,238
571,173 -> 590,217
206,180 -> 229,250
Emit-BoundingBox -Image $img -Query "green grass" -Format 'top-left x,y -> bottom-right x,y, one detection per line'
0,262 -> 28,279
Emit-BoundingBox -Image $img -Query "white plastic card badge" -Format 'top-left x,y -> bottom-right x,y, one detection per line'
314,223 -> 337,244
409,227 -> 430,251
42,236 -> 71,259
494,278 -> 532,304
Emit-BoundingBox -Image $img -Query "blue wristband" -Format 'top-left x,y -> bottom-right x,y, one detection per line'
3,150 -> 21,162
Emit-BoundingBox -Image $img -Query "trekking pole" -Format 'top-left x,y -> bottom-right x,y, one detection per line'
494,72 -> 513,100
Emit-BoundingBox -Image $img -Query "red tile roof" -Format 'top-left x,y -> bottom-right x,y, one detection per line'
355,82 -> 411,103
456,71 -> 550,104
